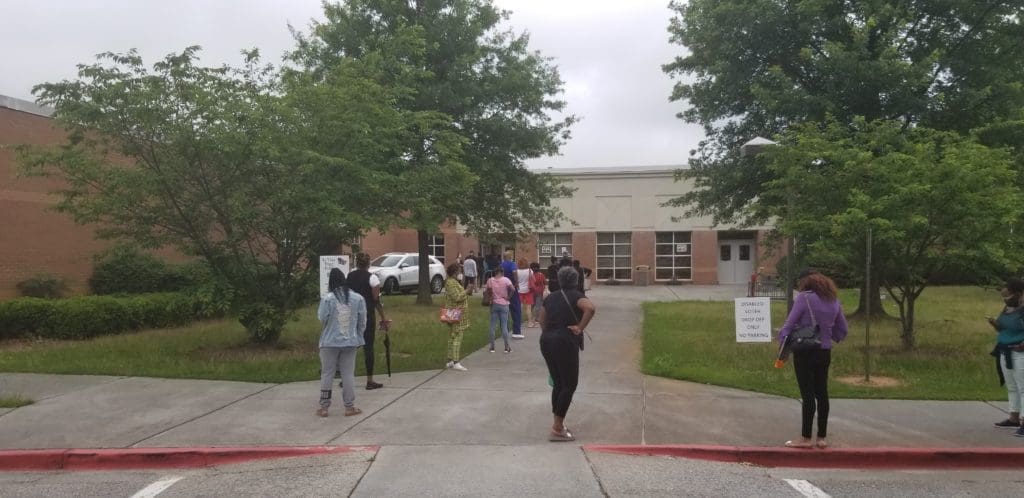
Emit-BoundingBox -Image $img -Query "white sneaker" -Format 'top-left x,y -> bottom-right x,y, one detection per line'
452,362 -> 468,371
445,361 -> 454,369
511,334 -> 525,339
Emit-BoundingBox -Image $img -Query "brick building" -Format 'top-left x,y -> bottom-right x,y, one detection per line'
1,93 -> 779,299
356,166 -> 781,285
0,95 -> 113,299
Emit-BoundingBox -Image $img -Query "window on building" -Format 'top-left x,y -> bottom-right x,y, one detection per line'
429,234 -> 445,263
537,233 -> 573,260
655,232 -> 693,281
596,232 -> 632,281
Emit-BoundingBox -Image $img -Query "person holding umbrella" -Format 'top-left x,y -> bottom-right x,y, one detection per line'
443,263 -> 470,371
348,252 -> 388,390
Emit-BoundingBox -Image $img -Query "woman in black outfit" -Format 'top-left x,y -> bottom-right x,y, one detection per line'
539,266 -> 596,441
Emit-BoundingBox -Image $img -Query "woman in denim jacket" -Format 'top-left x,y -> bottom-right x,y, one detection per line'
316,268 -> 366,417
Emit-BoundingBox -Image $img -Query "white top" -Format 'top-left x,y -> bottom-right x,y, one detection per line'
463,258 -> 477,277
516,269 -> 531,293
369,274 -> 380,288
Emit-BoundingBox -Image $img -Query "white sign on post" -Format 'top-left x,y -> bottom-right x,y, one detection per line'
320,255 -> 351,297
734,297 -> 771,342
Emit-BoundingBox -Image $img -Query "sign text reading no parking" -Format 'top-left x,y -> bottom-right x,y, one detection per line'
734,298 -> 771,343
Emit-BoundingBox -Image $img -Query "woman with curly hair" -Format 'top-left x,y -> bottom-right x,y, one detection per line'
777,269 -> 848,449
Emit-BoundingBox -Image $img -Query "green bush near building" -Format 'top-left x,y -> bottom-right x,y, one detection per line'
0,292 -> 222,341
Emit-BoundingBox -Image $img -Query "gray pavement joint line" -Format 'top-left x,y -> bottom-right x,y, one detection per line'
326,368 -> 447,445
0,375 -> 130,405
126,383 -> 279,448
347,445 -> 381,498
641,375 -> 647,445
986,400 -> 1010,414
579,447 -> 611,498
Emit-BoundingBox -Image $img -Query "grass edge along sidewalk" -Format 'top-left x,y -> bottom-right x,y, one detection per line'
643,286 -> 1006,401
0,295 -> 493,384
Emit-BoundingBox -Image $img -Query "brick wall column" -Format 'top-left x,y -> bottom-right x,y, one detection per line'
572,231 -> 597,280
631,231 -> 655,285
691,230 -> 719,284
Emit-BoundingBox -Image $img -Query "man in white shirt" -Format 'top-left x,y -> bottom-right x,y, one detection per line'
463,250 -> 478,294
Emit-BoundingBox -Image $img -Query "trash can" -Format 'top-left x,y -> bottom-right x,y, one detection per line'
634,265 -> 650,286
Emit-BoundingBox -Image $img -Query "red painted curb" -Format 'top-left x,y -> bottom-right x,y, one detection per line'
0,446 -> 378,471
584,445 -> 1024,469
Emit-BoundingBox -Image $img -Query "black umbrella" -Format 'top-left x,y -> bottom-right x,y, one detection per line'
380,319 -> 393,377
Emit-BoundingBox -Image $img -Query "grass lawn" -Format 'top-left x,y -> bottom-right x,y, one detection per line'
0,294 -> 498,384
0,396 -> 33,408
644,286 -> 1008,401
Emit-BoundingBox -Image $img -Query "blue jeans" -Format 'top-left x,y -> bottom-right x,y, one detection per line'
509,292 -> 522,335
489,304 -> 510,350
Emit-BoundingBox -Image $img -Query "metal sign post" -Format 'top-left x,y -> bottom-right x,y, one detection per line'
864,227 -> 872,383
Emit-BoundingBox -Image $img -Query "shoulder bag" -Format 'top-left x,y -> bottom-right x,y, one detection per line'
789,294 -> 822,352
439,306 -> 463,324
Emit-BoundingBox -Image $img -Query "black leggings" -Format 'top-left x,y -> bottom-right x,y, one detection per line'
540,331 -> 580,418
793,348 -> 832,438
363,315 -> 376,377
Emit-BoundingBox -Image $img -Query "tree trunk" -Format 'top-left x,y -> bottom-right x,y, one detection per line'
850,281 -> 888,318
416,229 -> 433,305
900,294 -> 916,350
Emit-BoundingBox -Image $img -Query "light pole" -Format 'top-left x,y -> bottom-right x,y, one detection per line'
740,137 -> 795,313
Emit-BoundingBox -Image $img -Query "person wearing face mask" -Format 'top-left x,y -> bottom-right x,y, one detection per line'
988,277 -> 1024,436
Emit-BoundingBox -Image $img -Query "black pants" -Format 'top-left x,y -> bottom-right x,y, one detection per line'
793,348 -> 832,438
540,330 -> 580,418
363,313 -> 376,377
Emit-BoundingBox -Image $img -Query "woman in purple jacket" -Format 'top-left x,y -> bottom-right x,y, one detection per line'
778,269 -> 849,449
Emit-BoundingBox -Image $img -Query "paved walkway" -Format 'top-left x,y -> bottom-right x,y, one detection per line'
0,285 -> 1018,450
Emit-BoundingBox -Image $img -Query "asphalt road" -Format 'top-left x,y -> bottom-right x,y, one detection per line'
2,450 -> 1023,497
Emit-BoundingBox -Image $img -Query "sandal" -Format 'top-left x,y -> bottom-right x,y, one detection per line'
344,407 -> 363,417
784,439 -> 813,449
549,428 -> 575,442
815,439 -> 828,449
316,408 -> 328,418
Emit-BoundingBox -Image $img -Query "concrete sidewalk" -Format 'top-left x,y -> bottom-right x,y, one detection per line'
0,285 -> 1020,454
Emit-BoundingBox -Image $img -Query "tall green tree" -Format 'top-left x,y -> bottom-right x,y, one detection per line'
664,0 -> 1024,312
19,48 -> 403,343
761,119 -> 1021,349
291,0 -> 575,304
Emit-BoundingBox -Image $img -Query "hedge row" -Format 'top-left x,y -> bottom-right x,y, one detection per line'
0,292 -> 223,341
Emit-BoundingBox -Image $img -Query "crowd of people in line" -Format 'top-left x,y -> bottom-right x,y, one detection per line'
316,249 -> 596,441
315,252 -> 1024,446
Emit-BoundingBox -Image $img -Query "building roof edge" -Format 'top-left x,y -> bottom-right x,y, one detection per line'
0,94 -> 54,118
529,165 -> 687,177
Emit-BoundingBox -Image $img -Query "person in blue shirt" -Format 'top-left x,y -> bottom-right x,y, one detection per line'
988,277 -> 1024,435
316,268 -> 366,418
500,251 -> 523,339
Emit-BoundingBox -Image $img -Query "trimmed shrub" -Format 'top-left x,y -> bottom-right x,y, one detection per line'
89,247 -> 193,295
0,292 -> 219,341
16,274 -> 69,299
0,298 -> 56,338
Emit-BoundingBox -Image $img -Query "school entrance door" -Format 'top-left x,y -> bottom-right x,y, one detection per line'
717,239 -> 754,284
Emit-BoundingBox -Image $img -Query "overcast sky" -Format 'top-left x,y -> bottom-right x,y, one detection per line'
1,0 -> 704,169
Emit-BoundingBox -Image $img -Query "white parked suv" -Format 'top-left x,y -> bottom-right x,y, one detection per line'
369,252 -> 446,295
